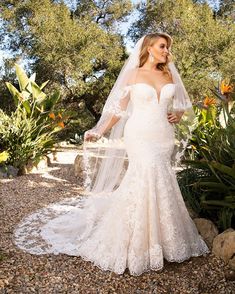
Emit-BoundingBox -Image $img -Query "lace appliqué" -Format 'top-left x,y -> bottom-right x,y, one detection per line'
102,85 -> 131,118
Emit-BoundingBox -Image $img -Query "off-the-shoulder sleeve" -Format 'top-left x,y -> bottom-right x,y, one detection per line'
120,85 -> 132,98
102,85 -> 132,118
84,85 -> 132,140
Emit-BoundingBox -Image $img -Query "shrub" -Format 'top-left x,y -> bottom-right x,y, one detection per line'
0,64 -> 68,172
178,79 -> 235,231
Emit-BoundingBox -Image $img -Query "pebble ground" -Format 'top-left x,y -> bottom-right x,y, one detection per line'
0,149 -> 234,293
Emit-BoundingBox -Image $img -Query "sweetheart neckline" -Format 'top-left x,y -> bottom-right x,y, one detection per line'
130,82 -> 175,104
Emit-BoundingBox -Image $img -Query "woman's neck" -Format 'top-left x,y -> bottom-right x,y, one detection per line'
140,60 -> 162,72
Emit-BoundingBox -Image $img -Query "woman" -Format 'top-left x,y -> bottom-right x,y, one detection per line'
14,33 -> 210,276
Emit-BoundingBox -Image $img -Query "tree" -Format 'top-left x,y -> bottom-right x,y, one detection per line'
215,0 -> 235,18
128,0 -> 235,102
0,0 -> 133,124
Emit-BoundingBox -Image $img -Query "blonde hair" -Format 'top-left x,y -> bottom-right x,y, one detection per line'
139,33 -> 173,76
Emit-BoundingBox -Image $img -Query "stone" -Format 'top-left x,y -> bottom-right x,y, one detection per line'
0,165 -> 19,178
7,165 -> 19,177
74,154 -> 84,177
212,229 -> 235,266
0,166 -> 8,178
224,269 -> 235,281
228,256 -> 235,271
19,156 -> 50,175
193,218 -> 219,248
35,156 -> 49,170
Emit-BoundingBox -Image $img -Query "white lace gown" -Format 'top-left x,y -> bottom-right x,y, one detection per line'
14,83 -> 210,276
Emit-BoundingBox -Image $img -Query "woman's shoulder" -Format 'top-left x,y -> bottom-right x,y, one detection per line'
125,68 -> 139,86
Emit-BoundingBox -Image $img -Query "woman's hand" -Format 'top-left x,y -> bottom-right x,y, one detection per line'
84,130 -> 101,142
167,112 -> 183,124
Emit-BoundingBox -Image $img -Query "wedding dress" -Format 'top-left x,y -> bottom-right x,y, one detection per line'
14,82 -> 210,276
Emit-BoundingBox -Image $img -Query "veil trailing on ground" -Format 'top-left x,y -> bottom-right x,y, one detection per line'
82,33 -> 197,194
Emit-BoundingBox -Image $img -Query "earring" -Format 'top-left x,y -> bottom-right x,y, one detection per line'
149,51 -> 154,63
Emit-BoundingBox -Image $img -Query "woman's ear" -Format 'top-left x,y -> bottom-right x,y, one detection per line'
147,46 -> 152,54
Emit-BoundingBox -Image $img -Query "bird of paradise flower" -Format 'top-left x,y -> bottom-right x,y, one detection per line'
48,112 -> 66,128
209,79 -> 234,102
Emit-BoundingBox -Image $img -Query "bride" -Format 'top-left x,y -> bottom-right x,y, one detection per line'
14,32 -> 210,276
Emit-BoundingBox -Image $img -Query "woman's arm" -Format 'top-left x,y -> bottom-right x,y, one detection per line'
84,88 -> 131,141
97,116 -> 120,137
98,95 -> 130,135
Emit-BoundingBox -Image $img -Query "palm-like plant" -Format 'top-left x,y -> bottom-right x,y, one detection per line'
178,78 -> 235,231
5,64 -> 67,128
1,64 -> 68,171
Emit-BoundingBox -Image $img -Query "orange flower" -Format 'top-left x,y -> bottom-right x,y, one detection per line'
57,113 -> 62,119
220,80 -> 234,95
49,112 -> 56,120
57,121 -> 65,128
203,96 -> 216,107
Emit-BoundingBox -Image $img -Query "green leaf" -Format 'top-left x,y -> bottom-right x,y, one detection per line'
225,195 -> 235,203
210,161 -> 235,179
40,80 -> 49,90
25,73 -> 36,93
5,82 -> 21,105
31,81 -> 47,101
43,90 -> 60,111
29,73 -> 36,82
22,101 -> 31,114
201,200 -> 235,209
196,181 -> 229,192
15,63 -> 30,91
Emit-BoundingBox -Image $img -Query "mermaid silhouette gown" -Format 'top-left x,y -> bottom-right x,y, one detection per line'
14,83 -> 210,276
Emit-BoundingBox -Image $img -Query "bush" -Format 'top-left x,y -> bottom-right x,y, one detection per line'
179,79 -> 235,231
0,64 -> 68,172
0,107 -> 57,171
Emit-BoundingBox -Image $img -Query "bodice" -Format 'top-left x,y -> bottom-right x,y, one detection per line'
123,83 -> 176,123
128,83 -> 176,111
123,83 -> 176,145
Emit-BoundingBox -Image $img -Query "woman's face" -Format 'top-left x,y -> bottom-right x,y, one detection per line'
148,37 -> 169,64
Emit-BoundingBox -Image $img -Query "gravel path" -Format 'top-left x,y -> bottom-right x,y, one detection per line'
0,149 -> 234,294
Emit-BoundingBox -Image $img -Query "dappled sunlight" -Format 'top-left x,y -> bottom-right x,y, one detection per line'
49,150 -> 79,165
0,178 -> 14,184
41,171 -> 68,182
37,181 -> 57,188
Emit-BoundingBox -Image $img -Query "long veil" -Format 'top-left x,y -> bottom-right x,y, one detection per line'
82,33 -> 197,195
